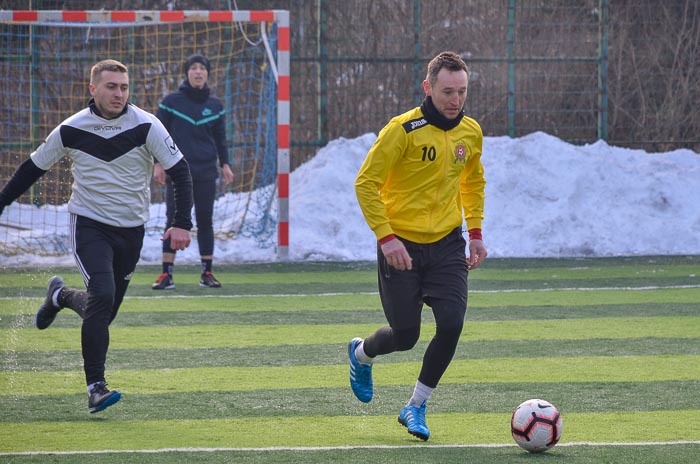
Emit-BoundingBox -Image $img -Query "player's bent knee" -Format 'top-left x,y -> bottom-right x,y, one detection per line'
393,327 -> 420,351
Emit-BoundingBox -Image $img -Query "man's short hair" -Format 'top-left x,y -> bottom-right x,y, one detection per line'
425,51 -> 469,86
90,59 -> 128,85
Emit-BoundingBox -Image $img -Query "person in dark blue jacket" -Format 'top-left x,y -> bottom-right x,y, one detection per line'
152,55 -> 234,290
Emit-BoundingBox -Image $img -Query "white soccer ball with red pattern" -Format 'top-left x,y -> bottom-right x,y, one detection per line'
511,398 -> 563,452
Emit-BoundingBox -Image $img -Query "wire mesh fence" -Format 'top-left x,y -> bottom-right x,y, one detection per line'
3,0 -> 698,167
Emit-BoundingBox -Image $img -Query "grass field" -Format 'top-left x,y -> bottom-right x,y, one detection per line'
0,256 -> 698,463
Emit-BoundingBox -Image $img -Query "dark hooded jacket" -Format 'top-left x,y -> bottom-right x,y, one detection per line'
156,79 -> 229,181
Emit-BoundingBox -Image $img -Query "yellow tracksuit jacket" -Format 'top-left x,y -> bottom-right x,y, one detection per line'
355,106 -> 485,244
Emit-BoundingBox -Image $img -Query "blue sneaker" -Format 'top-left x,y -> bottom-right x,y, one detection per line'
36,276 -> 65,330
348,337 -> 373,403
398,401 -> 430,441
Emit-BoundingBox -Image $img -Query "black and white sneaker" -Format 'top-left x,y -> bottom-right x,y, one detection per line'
35,275 -> 65,330
199,271 -> 222,288
152,272 -> 175,290
88,382 -> 122,413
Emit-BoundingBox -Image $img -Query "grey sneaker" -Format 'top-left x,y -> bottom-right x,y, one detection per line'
88,382 -> 122,413
199,271 -> 222,288
35,275 -> 64,330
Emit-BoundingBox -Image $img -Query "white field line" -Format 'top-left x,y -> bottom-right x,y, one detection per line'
1,441 -> 699,456
127,284 -> 700,299
4,283 -> 699,302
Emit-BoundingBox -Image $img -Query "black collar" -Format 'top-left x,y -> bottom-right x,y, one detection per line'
88,98 -> 129,119
179,79 -> 210,103
420,96 -> 464,131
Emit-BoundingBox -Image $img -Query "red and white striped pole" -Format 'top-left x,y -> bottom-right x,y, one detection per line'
275,10 -> 290,260
1,9 -> 292,259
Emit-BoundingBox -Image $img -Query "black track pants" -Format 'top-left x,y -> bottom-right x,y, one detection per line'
70,214 -> 143,385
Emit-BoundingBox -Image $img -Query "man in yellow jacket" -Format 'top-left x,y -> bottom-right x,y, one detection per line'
349,51 -> 487,441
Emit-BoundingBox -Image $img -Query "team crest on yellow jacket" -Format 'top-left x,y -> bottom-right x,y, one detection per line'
454,142 -> 467,164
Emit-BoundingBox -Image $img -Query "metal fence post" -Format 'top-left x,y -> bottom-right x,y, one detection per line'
413,0 -> 422,106
598,0 -> 609,141
318,0 -> 328,147
507,0 -> 516,138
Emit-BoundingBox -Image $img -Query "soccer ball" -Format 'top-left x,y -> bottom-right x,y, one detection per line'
510,399 -> 563,453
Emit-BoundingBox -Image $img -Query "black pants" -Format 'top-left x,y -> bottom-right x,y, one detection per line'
363,227 -> 469,388
69,214 -> 143,386
163,178 -> 215,257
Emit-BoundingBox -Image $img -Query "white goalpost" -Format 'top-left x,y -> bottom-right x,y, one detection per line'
0,9 -> 290,260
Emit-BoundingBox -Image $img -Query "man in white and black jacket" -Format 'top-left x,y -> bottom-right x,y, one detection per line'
0,59 -> 193,414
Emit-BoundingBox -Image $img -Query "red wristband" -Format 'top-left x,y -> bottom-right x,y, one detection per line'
379,234 -> 396,245
468,228 -> 482,241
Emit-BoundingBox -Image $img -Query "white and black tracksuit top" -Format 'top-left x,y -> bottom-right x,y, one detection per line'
30,102 -> 184,228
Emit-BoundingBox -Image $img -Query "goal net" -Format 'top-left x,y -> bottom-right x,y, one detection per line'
0,10 -> 290,260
